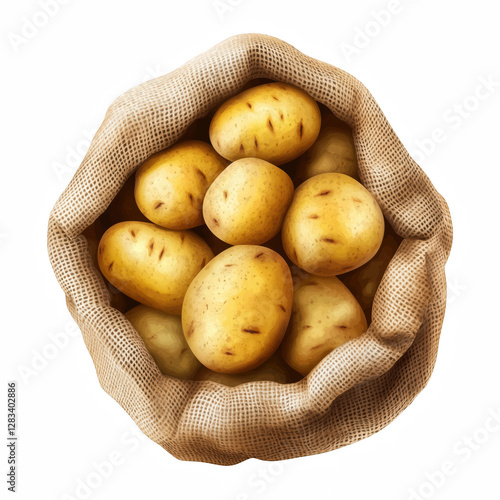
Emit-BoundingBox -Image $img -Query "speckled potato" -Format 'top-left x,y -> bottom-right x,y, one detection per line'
282,173 -> 385,276
209,82 -> 321,165
182,245 -> 293,373
97,221 -> 214,314
125,305 -> 201,379
134,141 -> 228,229
340,223 -> 401,322
281,274 -> 367,376
294,113 -> 358,185
82,224 -> 137,313
195,352 -> 302,386
203,158 -> 294,245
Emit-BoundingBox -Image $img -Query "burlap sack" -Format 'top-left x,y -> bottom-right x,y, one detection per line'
47,34 -> 453,465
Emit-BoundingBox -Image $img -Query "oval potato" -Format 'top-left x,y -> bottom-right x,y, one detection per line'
340,222 -> 401,322
282,173 -> 385,276
281,274 -> 367,376
209,82 -> 321,165
294,113 -> 358,185
134,141 -> 228,230
182,245 -> 293,373
98,221 -> 214,314
82,224 -> 137,313
195,352 -> 302,386
203,158 -> 294,245
125,305 -> 201,379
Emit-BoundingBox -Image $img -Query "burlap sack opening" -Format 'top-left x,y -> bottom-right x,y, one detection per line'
47,34 -> 453,465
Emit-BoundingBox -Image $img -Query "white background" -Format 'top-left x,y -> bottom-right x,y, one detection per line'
2,0 -> 499,499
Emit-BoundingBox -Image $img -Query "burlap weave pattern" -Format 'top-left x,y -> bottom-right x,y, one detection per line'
47,34 -> 453,465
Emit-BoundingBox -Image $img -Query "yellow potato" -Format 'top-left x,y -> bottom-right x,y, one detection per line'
82,224 -> 137,313
182,245 -> 293,373
281,274 -> 367,376
209,82 -> 321,165
294,113 -> 358,185
134,140 -> 228,230
125,305 -> 201,379
340,222 -> 401,323
203,158 -> 294,245
195,352 -> 302,386
98,221 -> 214,314
282,173 -> 385,276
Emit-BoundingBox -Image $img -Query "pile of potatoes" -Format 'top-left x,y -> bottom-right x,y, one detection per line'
85,80 -> 401,386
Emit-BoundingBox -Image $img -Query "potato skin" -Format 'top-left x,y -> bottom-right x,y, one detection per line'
282,173 -> 385,276
281,274 -> 367,376
203,158 -> 294,245
209,82 -> 321,165
125,305 -> 201,379
82,223 -> 138,313
134,141 -> 228,230
182,245 -> 293,374
98,221 -> 214,314
340,222 -> 401,323
195,352 -> 302,386
294,113 -> 358,185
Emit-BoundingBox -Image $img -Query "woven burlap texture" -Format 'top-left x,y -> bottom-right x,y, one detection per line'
47,34 -> 453,465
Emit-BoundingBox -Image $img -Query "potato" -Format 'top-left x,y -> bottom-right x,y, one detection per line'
195,352 -> 302,386
282,173 -> 385,276
281,274 -> 367,376
97,221 -> 214,314
82,224 -> 137,313
294,113 -> 358,185
182,245 -> 293,373
203,158 -> 294,245
134,140 -> 228,230
125,305 -> 201,379
340,222 -> 401,323
209,82 -> 321,165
